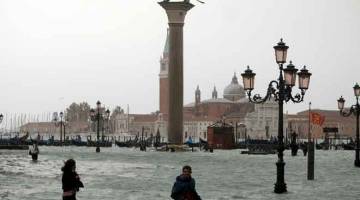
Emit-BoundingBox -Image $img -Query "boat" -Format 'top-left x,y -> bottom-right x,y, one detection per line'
0,132 -> 30,150
156,144 -> 194,152
241,144 -> 276,155
0,144 -> 29,150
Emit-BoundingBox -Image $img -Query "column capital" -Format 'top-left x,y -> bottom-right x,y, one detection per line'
159,1 -> 194,24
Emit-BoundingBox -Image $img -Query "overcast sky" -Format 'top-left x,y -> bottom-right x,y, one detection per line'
0,0 -> 359,116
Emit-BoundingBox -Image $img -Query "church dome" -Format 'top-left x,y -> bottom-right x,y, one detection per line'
223,73 -> 245,101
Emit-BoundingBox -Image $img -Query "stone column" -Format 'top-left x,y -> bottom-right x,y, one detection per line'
159,1 -> 194,144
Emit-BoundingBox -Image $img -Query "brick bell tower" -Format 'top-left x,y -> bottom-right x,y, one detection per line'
159,29 -> 170,116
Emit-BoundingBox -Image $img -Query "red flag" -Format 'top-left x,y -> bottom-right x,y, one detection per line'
310,112 -> 325,126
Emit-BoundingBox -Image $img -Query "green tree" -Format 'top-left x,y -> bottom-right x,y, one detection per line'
65,102 -> 91,122
78,102 -> 91,121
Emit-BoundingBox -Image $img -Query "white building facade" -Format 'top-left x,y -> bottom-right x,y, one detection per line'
244,98 -> 287,139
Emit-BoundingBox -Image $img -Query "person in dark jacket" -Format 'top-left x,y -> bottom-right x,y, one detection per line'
171,165 -> 201,200
61,159 -> 84,200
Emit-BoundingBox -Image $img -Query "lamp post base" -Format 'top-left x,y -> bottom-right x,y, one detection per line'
96,147 -> 100,153
274,161 -> 287,193
355,147 -> 360,167
355,159 -> 360,167
274,182 -> 287,193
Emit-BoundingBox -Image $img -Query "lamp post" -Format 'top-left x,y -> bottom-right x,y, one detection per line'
0,114 -> 3,137
337,83 -> 360,167
53,111 -> 66,145
241,39 -> 312,193
0,114 -> 3,139
103,109 -> 110,142
90,101 -> 110,153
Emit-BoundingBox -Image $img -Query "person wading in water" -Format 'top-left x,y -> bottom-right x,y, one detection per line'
171,165 -> 201,200
61,159 -> 84,200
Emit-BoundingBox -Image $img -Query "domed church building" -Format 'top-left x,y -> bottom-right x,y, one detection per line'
183,73 -> 250,119
223,73 -> 246,101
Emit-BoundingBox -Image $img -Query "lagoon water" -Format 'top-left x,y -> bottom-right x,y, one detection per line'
0,146 -> 359,200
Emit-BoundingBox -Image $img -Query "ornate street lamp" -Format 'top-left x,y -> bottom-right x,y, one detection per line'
283,61 -> 298,87
90,101 -> 110,153
337,96 -> 345,110
354,83 -> 360,97
242,66 -> 255,91
274,38 -> 289,64
298,66 -> 311,90
53,111 -> 67,145
337,83 -> 360,167
241,39 -> 311,193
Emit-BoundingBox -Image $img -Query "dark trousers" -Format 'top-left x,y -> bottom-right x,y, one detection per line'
63,195 -> 76,200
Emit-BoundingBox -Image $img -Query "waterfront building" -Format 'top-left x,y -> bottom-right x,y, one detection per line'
243,98 -> 284,139
287,109 -> 357,139
19,121 -> 90,138
113,113 -> 157,137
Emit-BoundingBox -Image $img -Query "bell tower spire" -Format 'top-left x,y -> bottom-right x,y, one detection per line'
212,86 -> 218,99
159,29 -> 170,115
160,28 -> 169,76
195,85 -> 201,104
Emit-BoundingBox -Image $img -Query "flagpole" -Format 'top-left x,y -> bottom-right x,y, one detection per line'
307,102 -> 315,180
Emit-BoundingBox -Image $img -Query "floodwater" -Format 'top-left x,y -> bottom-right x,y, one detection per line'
0,146 -> 359,200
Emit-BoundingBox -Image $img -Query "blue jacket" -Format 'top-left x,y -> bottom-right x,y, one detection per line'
171,175 -> 201,200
